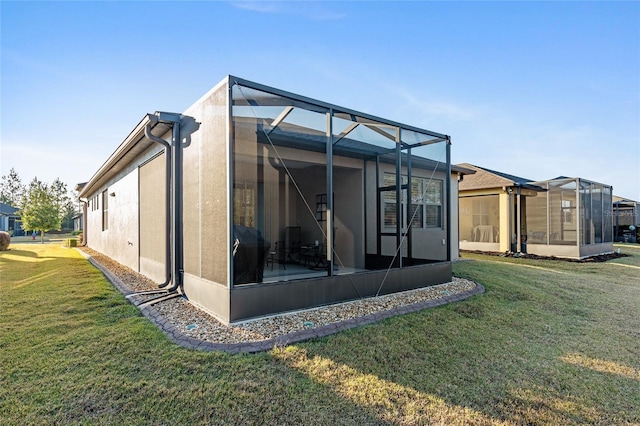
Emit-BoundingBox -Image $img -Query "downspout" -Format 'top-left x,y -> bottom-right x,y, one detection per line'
144,122 -> 172,289
144,112 -> 184,292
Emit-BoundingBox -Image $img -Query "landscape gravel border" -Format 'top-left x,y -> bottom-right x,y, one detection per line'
79,248 -> 485,353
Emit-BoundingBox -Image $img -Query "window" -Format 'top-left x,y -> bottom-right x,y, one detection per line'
384,173 -> 442,229
90,195 -> 99,211
419,180 -> 442,228
460,195 -> 500,243
315,193 -> 328,221
233,182 -> 255,227
383,173 -> 401,228
102,190 -> 108,231
561,199 -> 575,225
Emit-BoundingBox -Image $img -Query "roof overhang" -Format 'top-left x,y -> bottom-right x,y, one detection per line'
78,115 -> 172,199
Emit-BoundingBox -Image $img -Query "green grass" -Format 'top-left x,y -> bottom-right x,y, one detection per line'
1,244 -> 639,425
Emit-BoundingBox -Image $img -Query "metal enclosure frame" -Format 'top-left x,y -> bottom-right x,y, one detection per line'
223,76 -> 453,321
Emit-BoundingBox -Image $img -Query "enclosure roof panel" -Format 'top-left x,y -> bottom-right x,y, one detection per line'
537,176 -> 613,189
613,195 -> 638,205
227,75 -> 450,141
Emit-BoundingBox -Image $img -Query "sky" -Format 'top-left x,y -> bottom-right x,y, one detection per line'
2,1 -> 639,200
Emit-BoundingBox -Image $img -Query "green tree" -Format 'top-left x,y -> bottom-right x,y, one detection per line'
19,178 -> 62,243
0,168 -> 25,206
50,178 -> 77,230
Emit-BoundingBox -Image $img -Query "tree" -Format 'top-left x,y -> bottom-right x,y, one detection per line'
61,192 -> 79,230
19,178 -> 62,243
0,168 -> 25,206
50,178 -> 76,230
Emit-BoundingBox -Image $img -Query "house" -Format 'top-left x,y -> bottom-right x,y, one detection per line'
0,202 -> 23,236
79,75 -> 468,323
457,163 -> 545,254
458,164 -> 614,259
612,195 -> 638,243
72,213 -> 83,233
74,183 -> 87,234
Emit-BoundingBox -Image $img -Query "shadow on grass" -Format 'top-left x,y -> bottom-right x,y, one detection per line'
268,257 -> 640,425
3,244 -> 638,424
0,248 -> 40,258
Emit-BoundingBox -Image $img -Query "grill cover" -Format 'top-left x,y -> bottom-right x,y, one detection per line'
233,225 -> 270,284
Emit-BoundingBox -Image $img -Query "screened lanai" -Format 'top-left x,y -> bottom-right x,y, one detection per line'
525,177 -> 613,258
77,74 -> 457,323
231,78 -> 452,288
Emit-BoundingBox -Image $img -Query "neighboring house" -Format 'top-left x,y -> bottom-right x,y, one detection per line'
0,202 -> 23,236
74,182 -> 87,241
458,164 -> 614,259
612,195 -> 639,243
72,213 -> 83,233
79,75 -> 468,323
457,163 -> 545,254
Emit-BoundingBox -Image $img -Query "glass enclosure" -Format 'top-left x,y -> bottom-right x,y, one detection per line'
580,180 -> 613,245
231,81 -> 450,286
526,178 -> 613,247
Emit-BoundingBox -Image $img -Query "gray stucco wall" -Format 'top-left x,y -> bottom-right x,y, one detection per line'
181,80 -> 230,315
85,144 -> 165,275
139,152 -> 167,283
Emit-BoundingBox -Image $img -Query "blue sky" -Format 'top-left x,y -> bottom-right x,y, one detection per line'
2,1 -> 639,200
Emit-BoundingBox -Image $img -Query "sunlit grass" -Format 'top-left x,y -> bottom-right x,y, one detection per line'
1,243 -> 639,425
273,346 -> 514,425
561,353 -> 640,381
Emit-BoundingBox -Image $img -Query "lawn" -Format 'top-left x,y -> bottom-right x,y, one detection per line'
1,243 -> 638,425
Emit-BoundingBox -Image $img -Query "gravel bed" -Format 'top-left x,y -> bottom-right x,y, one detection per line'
80,247 -> 159,292
79,246 -> 478,345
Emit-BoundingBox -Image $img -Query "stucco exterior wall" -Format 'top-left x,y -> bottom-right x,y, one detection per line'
180,80 -> 230,315
139,152 -> 167,283
85,144 -> 164,276
85,169 -> 140,272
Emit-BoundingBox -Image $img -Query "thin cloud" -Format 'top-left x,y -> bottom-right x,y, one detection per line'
230,1 -> 278,13
380,82 -> 479,123
229,1 -> 346,20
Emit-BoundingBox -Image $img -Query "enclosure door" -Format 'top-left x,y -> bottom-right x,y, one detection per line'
378,185 -> 409,266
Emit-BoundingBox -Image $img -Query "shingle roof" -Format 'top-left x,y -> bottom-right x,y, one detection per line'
0,202 -> 19,216
456,163 -> 545,192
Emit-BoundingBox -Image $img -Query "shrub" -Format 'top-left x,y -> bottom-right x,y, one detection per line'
0,231 -> 10,251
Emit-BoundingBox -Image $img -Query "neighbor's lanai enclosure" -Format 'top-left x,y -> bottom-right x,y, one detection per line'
525,177 -> 613,258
